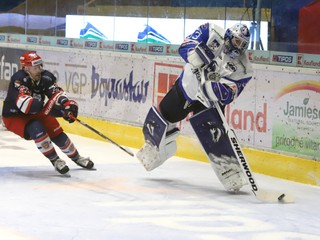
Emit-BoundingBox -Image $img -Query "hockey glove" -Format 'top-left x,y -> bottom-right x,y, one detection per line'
43,91 -> 65,115
201,61 -> 220,83
187,42 -> 215,69
194,42 -> 215,65
62,100 -> 78,123
193,60 -> 220,84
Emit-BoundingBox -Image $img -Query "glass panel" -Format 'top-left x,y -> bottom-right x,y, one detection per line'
0,0 -> 319,55
24,0 -> 57,36
56,0 -> 85,37
0,1 -> 27,34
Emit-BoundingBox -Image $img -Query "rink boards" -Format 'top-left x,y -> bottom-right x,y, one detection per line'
58,116 -> 320,186
0,42 -> 319,186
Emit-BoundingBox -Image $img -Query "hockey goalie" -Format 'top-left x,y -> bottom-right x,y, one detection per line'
137,22 -> 253,192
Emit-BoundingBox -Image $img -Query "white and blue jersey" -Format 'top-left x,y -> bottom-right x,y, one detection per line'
177,23 -> 253,107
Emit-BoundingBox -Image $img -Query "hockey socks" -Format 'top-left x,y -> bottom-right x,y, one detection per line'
52,132 -> 94,169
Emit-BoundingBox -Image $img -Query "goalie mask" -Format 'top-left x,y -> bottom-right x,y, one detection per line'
224,24 -> 250,59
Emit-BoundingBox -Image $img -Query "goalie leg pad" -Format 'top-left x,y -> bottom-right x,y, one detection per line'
137,107 -> 179,171
190,107 -> 247,192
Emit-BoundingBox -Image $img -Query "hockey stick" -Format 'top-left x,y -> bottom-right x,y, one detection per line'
212,101 -> 294,203
68,114 -> 134,157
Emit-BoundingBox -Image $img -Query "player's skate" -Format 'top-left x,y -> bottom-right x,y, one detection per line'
72,156 -> 95,170
51,158 -> 70,175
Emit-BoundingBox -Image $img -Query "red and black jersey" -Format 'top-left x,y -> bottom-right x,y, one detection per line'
2,69 -> 63,117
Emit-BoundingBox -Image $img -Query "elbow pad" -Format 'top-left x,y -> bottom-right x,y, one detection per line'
16,85 -> 42,114
16,95 -> 43,114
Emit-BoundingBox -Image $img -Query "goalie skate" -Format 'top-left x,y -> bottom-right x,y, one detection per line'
137,141 -> 163,171
137,106 -> 179,171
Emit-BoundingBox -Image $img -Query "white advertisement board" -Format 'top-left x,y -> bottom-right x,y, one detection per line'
65,15 -> 268,49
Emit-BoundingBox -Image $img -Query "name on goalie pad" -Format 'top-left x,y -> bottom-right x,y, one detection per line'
230,136 -> 258,191
190,107 -> 248,191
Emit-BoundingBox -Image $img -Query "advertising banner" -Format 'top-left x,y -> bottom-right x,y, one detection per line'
271,76 -> 320,159
36,49 -> 155,124
0,48 -> 24,99
229,69 -> 320,160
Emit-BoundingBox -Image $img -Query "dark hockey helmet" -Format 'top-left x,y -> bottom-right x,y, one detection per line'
20,52 -> 43,68
224,23 -> 250,58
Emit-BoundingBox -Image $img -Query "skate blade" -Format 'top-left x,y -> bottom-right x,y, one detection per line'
59,172 -> 71,178
81,167 -> 97,171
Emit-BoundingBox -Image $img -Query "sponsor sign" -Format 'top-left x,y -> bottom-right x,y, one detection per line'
65,15 -> 269,48
270,51 -> 296,66
36,49 -> 153,123
84,40 -> 98,49
148,44 -> 165,55
39,36 -> 53,45
297,53 -> 320,68
272,79 -> 320,159
131,42 -> 147,53
153,62 -> 183,108
6,34 -> 22,44
70,39 -> 84,48
166,44 -> 180,56
0,48 -> 25,98
25,36 -> 38,44
248,50 -> 270,64
0,34 -> 7,42
99,41 -> 114,51
56,38 -> 69,47
114,42 -> 131,52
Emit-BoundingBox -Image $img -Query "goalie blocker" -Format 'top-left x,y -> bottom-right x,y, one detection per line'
190,107 -> 248,192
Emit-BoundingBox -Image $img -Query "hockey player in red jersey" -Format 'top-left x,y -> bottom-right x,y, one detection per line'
1,51 -> 94,175
137,23 -> 253,192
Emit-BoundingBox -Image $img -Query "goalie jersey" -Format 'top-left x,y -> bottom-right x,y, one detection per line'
178,23 -> 253,107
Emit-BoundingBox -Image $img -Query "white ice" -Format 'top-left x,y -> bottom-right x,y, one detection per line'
0,126 -> 319,240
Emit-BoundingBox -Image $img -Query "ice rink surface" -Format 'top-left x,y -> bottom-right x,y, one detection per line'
0,126 -> 319,240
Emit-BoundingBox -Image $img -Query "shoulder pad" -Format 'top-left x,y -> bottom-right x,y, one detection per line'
41,70 -> 57,82
11,70 -> 28,80
11,70 -> 30,87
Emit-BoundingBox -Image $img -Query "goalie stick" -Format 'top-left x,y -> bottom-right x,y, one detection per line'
212,100 -> 294,203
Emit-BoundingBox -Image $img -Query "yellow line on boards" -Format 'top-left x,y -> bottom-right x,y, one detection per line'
59,116 -> 320,186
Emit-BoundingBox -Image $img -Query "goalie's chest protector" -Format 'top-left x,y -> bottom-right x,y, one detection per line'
179,24 -> 227,102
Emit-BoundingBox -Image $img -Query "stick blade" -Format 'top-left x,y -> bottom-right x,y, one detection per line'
123,146 -> 135,157
255,190 -> 295,203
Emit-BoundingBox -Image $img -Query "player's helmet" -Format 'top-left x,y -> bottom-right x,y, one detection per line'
19,52 -> 43,68
224,23 -> 250,58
